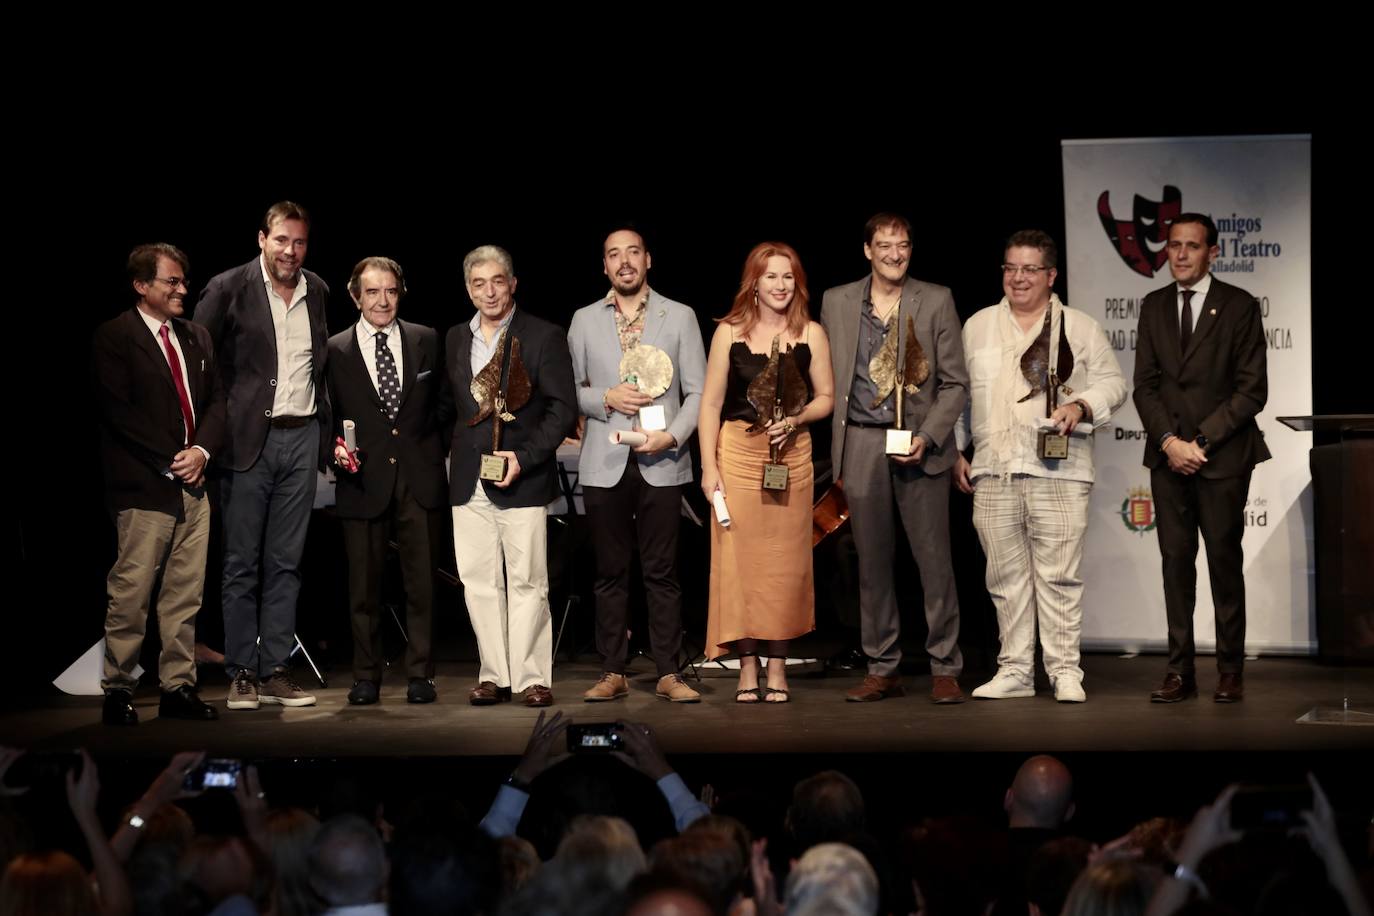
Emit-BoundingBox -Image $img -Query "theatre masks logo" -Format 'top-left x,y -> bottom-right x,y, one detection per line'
1120,487 -> 1157,534
1097,185 -> 1182,278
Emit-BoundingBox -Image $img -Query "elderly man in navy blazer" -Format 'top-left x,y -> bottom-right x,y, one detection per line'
94,243 -> 226,725
568,227 -> 707,703
195,201 -> 331,712
327,257 -> 452,706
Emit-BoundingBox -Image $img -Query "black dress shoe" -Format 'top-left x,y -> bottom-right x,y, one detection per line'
407,678 -> 437,704
348,681 -> 379,705
826,646 -> 869,672
1149,673 -> 1198,703
103,689 -> 138,726
159,685 -> 219,721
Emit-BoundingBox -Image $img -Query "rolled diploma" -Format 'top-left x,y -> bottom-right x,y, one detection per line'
712,490 -> 731,528
610,430 -> 648,447
343,420 -> 357,453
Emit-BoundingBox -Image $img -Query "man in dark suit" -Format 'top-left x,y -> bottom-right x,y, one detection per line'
194,201 -> 331,711
820,213 -> 969,704
327,257 -> 451,705
1134,213 -> 1270,703
447,245 -> 577,708
93,243 -> 226,725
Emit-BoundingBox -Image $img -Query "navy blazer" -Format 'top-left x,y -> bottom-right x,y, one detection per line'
446,309 -> 577,509
1133,276 -> 1271,479
94,308 -> 227,518
326,319 -> 453,519
193,257 -> 332,471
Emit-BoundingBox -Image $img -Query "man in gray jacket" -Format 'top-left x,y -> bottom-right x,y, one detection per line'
821,213 -> 970,704
568,227 -> 706,703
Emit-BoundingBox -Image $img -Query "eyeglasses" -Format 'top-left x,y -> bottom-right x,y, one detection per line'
1001,264 -> 1050,277
153,276 -> 188,290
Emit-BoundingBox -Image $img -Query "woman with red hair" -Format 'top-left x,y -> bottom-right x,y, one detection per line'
698,242 -> 834,702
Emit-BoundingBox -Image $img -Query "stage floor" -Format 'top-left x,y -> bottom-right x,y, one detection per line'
3,656 -> 1371,759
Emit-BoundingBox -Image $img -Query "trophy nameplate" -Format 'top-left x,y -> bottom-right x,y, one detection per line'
638,404 -> 667,431
885,429 -> 913,456
747,336 -> 810,492
1037,428 -> 1069,460
479,453 -> 509,481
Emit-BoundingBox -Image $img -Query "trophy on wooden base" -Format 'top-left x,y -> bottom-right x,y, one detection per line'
746,336 -> 809,491
468,329 -> 533,481
868,314 -> 930,456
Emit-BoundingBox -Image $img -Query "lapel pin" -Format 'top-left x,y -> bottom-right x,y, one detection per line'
1209,308 -> 1216,315
658,309 -> 665,318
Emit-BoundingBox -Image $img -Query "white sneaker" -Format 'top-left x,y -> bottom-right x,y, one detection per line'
971,671 -> 1035,699
1053,678 -> 1086,703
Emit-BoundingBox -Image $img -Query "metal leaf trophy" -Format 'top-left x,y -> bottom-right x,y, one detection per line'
1016,308 -> 1076,460
619,343 -> 674,430
746,336 -> 809,490
868,315 -> 930,408
618,344 -> 673,398
468,330 -> 533,479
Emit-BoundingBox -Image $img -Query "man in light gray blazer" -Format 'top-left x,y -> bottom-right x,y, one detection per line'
568,227 -> 707,703
820,213 -> 970,704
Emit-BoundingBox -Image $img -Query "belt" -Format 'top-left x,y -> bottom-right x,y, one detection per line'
269,415 -> 313,429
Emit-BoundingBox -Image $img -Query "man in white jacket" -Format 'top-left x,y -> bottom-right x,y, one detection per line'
954,231 -> 1126,703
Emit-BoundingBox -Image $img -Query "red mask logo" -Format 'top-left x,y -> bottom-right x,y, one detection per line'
1097,186 -> 1182,278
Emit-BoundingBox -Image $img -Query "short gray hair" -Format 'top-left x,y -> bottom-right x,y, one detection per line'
463,245 -> 514,284
783,842 -> 878,916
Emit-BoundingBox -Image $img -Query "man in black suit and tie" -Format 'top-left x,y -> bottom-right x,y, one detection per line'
195,201 -> 331,711
327,257 -> 451,705
1133,213 -> 1270,703
446,245 -> 577,708
93,243 -> 226,725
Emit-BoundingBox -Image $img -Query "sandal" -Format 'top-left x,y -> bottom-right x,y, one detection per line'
761,687 -> 791,703
735,688 -> 762,703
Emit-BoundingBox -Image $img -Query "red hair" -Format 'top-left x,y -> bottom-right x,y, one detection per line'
718,241 -> 810,340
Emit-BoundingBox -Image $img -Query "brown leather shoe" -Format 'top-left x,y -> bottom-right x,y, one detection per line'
930,675 -> 965,704
845,674 -> 904,702
523,685 -> 554,707
656,674 -> 702,703
1149,673 -> 1198,703
583,672 -> 629,702
468,682 -> 511,706
1213,673 -> 1244,703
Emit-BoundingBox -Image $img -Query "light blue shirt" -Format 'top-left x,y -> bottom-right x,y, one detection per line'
469,308 -> 515,378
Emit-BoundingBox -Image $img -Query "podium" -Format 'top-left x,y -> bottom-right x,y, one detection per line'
1277,415 -> 1374,725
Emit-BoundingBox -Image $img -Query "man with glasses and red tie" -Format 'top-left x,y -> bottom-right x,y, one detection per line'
93,243 -> 226,725
1133,213 -> 1269,704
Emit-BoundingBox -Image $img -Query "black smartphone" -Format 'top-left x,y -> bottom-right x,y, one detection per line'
1230,784 -> 1312,831
566,723 -> 625,753
183,758 -> 242,791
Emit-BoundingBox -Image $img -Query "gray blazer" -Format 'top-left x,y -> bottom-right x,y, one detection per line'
568,290 -> 706,488
821,276 -> 969,477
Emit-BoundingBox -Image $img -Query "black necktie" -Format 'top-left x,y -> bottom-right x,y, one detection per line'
375,331 -> 401,421
1180,290 -> 1195,354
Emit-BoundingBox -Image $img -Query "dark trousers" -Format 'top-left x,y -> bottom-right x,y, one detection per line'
1151,466 -> 1252,676
843,426 -> 963,678
340,472 -> 442,683
221,421 -> 318,678
583,458 -> 684,676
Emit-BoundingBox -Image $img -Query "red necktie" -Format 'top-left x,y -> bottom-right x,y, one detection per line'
159,324 -> 196,446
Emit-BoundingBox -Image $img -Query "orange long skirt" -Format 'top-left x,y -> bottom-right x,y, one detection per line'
705,420 -> 815,659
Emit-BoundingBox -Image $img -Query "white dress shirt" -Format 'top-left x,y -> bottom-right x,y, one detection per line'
354,318 -> 404,396
137,308 -> 209,461
1176,271 -> 1212,333
260,256 -> 315,417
